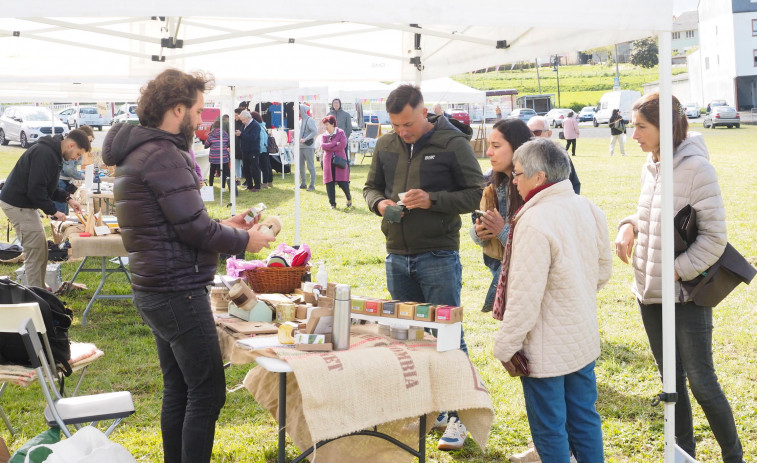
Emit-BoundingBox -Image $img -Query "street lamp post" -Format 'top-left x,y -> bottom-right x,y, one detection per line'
552,55 -> 561,108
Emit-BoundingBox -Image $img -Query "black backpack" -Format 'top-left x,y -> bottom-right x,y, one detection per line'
0,278 -> 73,376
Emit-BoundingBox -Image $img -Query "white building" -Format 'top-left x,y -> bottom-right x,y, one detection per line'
692,0 -> 757,110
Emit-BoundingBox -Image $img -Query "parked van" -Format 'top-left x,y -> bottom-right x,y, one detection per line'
593,90 -> 641,126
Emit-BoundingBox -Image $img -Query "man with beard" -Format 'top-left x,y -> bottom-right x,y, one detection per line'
0,129 -> 89,288
102,68 -> 274,463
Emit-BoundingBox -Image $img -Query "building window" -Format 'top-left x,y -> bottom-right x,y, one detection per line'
753,19 -> 757,36
686,30 -> 695,39
705,57 -> 710,70
672,31 -> 681,40
754,50 -> 757,67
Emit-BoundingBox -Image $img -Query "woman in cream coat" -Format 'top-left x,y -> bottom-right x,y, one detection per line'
615,92 -> 744,463
493,137 -> 612,463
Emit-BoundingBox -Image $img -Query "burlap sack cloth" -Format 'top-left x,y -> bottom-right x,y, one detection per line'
225,325 -> 493,462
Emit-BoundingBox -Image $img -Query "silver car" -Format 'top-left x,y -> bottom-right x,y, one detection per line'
67,106 -> 107,131
702,106 -> 740,129
545,108 -> 572,128
0,106 -> 69,148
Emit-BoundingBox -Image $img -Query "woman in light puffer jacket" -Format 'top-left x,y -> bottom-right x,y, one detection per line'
615,92 -> 744,463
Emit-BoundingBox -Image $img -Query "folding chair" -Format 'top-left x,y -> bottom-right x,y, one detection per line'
18,317 -> 135,437
0,302 -> 56,434
0,302 -> 108,435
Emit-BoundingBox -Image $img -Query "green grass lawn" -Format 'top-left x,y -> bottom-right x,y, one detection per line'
1,123 -> 755,462
454,64 -> 689,112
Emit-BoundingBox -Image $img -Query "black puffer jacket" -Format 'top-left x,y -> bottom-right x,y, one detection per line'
102,124 -> 248,292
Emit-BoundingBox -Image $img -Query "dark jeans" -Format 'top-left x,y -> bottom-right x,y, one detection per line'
565,139 -> 577,156
134,288 -> 227,463
639,301 -> 743,463
245,152 -> 261,189
259,152 -> 273,184
208,162 -> 231,189
325,161 -> 351,206
483,258 -> 500,311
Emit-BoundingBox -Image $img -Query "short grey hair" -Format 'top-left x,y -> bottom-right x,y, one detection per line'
513,138 -> 571,183
240,110 -> 252,122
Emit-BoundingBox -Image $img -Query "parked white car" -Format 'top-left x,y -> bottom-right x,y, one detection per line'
545,108 -> 572,128
112,103 -> 139,125
65,106 -> 108,130
0,106 -> 69,148
56,107 -> 74,124
684,103 -> 700,119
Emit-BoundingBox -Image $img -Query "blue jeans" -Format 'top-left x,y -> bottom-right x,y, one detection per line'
639,301 -> 743,462
521,361 -> 604,463
53,179 -> 69,214
134,288 -> 227,463
385,250 -> 467,354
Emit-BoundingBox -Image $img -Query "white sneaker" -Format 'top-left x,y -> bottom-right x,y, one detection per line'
432,412 -> 448,430
509,446 -> 541,462
437,416 -> 467,451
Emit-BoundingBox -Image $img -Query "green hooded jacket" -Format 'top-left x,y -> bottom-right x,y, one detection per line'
363,114 -> 484,255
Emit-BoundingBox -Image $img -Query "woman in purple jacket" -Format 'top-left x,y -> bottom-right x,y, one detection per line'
204,119 -> 231,190
320,115 -> 351,209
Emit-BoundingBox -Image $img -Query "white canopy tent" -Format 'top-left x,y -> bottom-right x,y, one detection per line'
388,77 -> 485,106
0,3 -> 686,461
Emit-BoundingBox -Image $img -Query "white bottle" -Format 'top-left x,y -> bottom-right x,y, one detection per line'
316,262 -> 328,289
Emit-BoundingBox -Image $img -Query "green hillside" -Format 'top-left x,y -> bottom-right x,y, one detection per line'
453,64 -> 687,112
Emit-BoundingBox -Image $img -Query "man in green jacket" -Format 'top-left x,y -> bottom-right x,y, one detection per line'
363,84 -> 484,451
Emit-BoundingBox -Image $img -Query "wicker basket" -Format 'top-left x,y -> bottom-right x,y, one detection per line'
244,266 -> 310,294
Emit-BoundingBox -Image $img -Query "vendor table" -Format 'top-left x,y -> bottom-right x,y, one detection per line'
67,234 -> 132,326
256,356 -> 427,463
220,324 -> 493,463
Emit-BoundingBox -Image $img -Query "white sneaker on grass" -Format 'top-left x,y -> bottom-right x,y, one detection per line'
437,416 -> 467,451
432,411 -> 448,430
509,446 -> 541,462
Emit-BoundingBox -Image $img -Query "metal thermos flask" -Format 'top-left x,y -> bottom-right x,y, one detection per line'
332,284 -> 351,351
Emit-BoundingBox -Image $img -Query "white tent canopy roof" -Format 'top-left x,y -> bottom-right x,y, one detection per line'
389,77 -> 485,105
1,1 -> 671,89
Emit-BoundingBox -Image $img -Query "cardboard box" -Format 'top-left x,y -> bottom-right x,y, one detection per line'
350,296 -> 366,314
295,343 -> 333,352
301,291 -> 317,305
380,300 -> 400,318
326,282 -> 337,298
317,296 -> 334,309
295,304 -> 310,320
304,307 -> 334,334
396,302 -> 418,320
363,299 -> 382,316
434,305 -> 463,324
413,303 -> 435,322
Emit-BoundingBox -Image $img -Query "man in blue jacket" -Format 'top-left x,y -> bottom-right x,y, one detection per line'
0,130 -> 89,288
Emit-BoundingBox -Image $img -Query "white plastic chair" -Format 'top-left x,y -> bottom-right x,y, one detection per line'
0,302 -> 56,434
18,317 -> 135,437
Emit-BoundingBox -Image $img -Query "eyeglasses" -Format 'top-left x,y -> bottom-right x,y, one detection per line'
512,170 -> 525,178
531,129 -> 547,136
